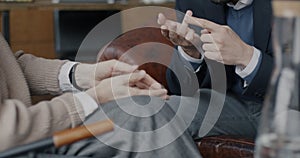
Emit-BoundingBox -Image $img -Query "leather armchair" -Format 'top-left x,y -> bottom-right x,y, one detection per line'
98,27 -> 255,158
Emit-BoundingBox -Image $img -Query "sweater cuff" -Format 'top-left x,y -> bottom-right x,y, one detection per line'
74,92 -> 99,118
53,93 -> 85,126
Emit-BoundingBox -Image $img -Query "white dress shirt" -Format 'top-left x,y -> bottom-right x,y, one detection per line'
179,0 -> 262,83
227,0 -> 253,10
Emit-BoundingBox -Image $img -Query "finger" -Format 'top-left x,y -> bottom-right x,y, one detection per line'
169,22 -> 179,40
185,17 -> 220,32
161,94 -> 170,100
204,52 -> 223,62
186,10 -> 193,16
157,13 -> 166,25
129,70 -> 146,84
117,70 -> 146,85
177,10 -> 192,36
192,33 -> 202,45
156,93 -> 170,100
131,88 -> 168,98
133,75 -> 162,89
202,43 -> 219,52
141,74 -> 163,90
149,89 -> 168,98
200,33 -> 214,43
185,28 -> 195,41
110,61 -> 138,74
161,25 -> 170,39
134,82 -> 149,89
201,29 -> 210,34
131,74 -> 163,90
191,33 -> 205,54
111,71 -> 125,77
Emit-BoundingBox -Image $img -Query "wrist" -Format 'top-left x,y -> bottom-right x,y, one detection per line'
74,63 -> 95,90
86,88 -> 99,104
86,84 -> 108,105
239,45 -> 254,68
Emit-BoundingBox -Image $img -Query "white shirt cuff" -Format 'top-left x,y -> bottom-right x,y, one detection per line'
58,61 -> 79,92
75,92 -> 99,118
235,47 -> 261,78
178,46 -> 204,64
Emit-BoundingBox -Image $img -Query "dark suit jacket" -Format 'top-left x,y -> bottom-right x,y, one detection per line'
166,0 -> 274,102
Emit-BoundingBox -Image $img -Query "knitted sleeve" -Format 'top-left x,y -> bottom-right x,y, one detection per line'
0,93 -> 84,152
15,51 -> 67,95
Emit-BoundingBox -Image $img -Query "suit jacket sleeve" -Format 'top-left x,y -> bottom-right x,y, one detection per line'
166,50 -> 207,96
243,51 -> 274,100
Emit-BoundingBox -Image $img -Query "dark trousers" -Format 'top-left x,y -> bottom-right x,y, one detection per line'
22,89 -> 262,158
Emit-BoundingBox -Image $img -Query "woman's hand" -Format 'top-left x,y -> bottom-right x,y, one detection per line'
74,59 -> 138,90
86,70 -> 169,104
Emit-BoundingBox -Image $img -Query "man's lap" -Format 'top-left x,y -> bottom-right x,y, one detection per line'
42,96 -> 201,158
170,89 -> 262,139
31,89 -> 261,157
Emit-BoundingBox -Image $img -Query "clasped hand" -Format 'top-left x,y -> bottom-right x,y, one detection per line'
158,10 -> 253,68
74,59 -> 168,104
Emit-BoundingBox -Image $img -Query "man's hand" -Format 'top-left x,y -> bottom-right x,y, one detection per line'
157,11 -> 202,59
185,14 -> 254,67
86,70 -> 169,104
74,60 -> 138,90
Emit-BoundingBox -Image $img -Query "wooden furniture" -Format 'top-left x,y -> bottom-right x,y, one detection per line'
0,13 -> 2,31
0,0 -> 174,11
0,0 -> 175,103
0,0 -> 174,59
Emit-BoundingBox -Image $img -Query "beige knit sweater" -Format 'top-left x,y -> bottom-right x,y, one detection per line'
0,34 -> 84,151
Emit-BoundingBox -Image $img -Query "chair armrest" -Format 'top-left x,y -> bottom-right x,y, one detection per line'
97,27 -> 174,90
0,120 -> 113,158
197,136 -> 254,158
